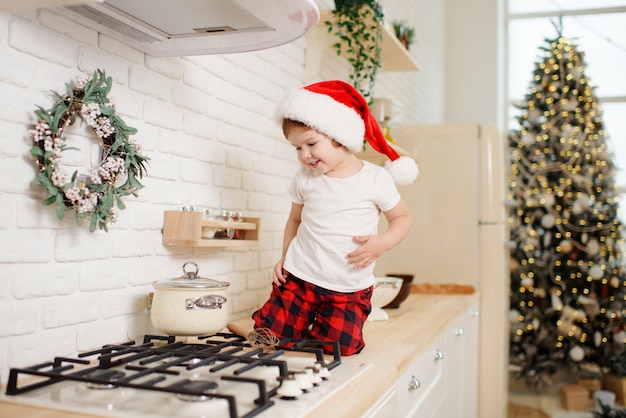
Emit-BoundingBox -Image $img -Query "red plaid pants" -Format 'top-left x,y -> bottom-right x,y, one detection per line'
252,273 -> 373,356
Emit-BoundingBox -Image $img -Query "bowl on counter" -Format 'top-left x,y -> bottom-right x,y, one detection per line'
368,276 -> 403,321
382,273 -> 414,309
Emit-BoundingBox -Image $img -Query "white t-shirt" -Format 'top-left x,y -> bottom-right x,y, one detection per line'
283,160 -> 401,292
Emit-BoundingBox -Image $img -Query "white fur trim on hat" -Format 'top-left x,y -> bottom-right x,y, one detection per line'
385,156 -> 419,186
275,88 -> 365,152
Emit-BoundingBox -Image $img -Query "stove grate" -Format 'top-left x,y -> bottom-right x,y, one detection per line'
5,333 -> 342,418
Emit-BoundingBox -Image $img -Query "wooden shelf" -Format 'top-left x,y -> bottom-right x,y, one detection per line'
380,19 -> 421,71
162,210 -> 259,248
305,10 -> 420,82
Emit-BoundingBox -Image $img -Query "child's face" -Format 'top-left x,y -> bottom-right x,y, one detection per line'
287,126 -> 350,175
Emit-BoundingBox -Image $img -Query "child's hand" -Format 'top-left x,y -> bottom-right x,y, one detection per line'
272,258 -> 288,286
347,235 -> 389,269
348,200 -> 411,270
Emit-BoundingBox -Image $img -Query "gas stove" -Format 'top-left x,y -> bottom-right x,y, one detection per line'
2,333 -> 370,418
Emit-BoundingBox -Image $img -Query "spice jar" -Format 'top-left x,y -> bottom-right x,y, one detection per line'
201,207 -> 218,239
232,211 -> 245,239
214,210 -> 234,239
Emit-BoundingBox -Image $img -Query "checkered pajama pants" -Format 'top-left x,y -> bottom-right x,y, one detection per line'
252,273 -> 373,356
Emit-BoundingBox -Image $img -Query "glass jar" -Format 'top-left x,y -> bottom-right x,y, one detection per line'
214,210 -> 234,239
201,207 -> 218,239
232,211 -> 245,239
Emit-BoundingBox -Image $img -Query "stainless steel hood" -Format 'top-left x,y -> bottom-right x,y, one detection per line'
58,0 -> 320,56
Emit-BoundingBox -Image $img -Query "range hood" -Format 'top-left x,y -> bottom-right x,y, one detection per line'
59,0 -> 320,56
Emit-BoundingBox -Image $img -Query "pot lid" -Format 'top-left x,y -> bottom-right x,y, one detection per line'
154,261 -> 230,289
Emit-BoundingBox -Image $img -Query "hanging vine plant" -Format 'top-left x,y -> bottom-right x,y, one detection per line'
325,0 -> 384,103
29,69 -> 149,232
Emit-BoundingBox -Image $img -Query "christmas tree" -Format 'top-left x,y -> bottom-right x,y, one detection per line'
507,32 -> 626,387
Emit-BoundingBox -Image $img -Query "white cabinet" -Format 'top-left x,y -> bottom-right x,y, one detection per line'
400,333 -> 446,417
365,386 -> 398,417
441,306 -> 480,418
363,305 -> 479,418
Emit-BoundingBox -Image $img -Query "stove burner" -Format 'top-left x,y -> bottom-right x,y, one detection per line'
175,380 -> 219,402
315,361 -> 331,379
277,376 -> 303,400
293,371 -> 313,392
84,369 -> 126,389
160,356 -> 204,366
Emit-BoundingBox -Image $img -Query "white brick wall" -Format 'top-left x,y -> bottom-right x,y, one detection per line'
0,0 -> 438,384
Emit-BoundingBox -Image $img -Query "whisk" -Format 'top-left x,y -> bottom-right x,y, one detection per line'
247,327 -> 280,353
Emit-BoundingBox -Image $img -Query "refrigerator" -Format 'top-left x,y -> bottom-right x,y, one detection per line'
370,123 -> 510,418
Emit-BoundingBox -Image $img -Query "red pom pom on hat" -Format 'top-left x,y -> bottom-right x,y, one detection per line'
275,80 -> 418,185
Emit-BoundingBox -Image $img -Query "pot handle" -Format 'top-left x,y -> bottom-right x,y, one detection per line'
186,294 -> 227,310
182,261 -> 199,279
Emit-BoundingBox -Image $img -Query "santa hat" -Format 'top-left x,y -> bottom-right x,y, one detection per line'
275,80 -> 419,186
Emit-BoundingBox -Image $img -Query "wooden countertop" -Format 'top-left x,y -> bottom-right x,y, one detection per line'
0,293 -> 479,418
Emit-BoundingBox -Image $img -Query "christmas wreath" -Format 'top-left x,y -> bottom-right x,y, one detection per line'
29,69 -> 149,232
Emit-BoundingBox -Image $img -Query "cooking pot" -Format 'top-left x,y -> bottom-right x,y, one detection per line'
150,261 -> 230,336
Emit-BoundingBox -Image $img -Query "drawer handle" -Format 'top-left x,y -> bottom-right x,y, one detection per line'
456,327 -> 464,337
434,349 -> 444,361
408,375 -> 421,391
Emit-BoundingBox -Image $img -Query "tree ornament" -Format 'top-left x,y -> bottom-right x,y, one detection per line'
569,345 -> 585,362
557,306 -> 582,338
594,331 -> 602,347
589,264 -> 604,280
510,257 -> 520,272
509,309 -> 521,323
586,239 -> 600,255
544,231 -> 552,247
551,293 -> 564,309
541,214 -> 556,229
572,201 -> 584,215
522,133 -> 535,147
559,239 -> 573,253
579,295 -> 600,318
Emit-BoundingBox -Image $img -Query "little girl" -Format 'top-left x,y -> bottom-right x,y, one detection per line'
252,80 -> 418,355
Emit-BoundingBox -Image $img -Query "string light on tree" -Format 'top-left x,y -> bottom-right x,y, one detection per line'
507,31 -> 626,387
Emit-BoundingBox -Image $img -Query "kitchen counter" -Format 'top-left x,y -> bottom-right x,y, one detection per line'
0,293 -> 479,417
305,292 -> 479,417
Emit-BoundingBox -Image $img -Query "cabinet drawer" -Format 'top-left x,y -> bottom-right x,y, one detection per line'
396,334 -> 446,417
361,385 -> 397,418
